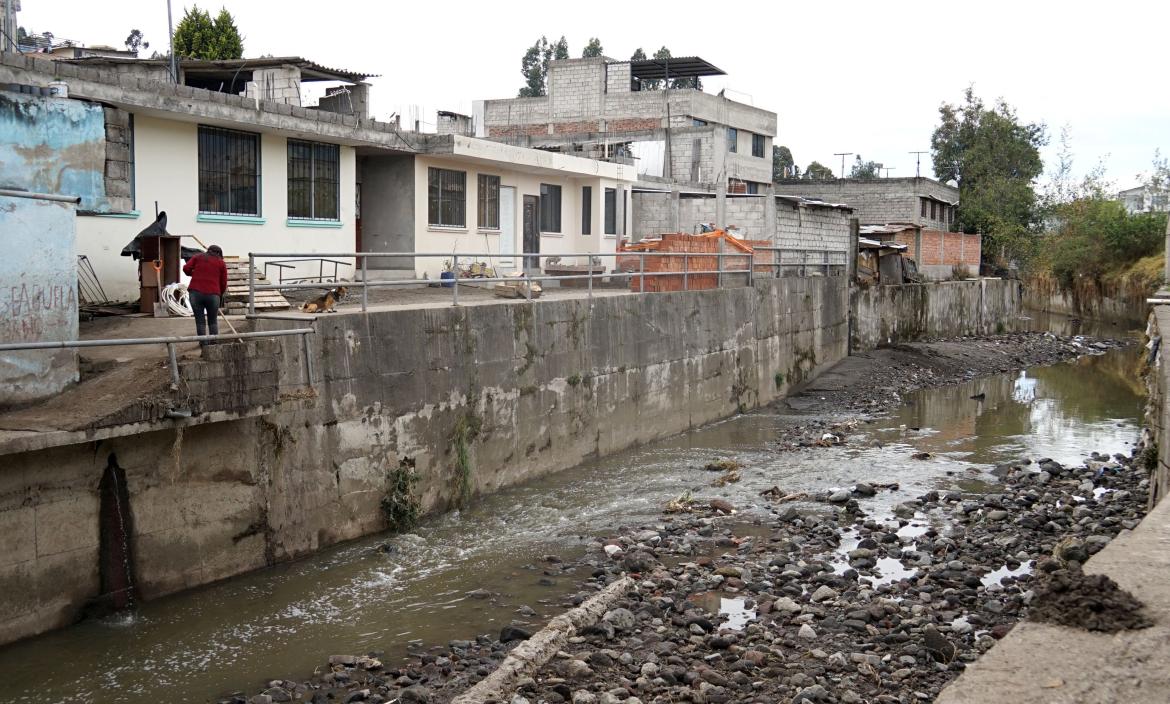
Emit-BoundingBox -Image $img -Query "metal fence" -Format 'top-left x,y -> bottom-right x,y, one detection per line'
0,328 -> 317,386
246,248 -> 847,315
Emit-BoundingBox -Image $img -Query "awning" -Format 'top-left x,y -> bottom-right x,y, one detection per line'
629,56 -> 726,81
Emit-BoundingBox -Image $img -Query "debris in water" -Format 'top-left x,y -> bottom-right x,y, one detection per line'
911,451 -> 933,460
703,459 -> 741,472
665,491 -> 696,514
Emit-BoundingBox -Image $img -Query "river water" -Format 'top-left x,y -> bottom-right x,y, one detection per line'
0,318 -> 1146,704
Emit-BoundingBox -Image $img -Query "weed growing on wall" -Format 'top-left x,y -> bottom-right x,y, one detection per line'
381,458 -> 420,532
451,412 -> 483,507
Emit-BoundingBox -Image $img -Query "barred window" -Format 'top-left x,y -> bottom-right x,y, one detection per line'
198,125 -> 260,216
478,174 -> 500,229
540,183 -> 561,232
604,188 -> 617,235
751,133 -> 765,158
581,185 -> 592,235
428,167 -> 466,227
288,140 -> 340,220
727,127 -> 738,153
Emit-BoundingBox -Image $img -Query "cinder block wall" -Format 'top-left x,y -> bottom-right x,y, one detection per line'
850,278 -> 1021,351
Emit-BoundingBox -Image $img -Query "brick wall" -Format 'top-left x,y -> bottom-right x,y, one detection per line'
774,178 -> 958,228
679,195 -> 716,232
606,62 -> 631,94
918,229 -> 980,268
631,191 -> 673,240
102,107 -> 133,213
725,196 -> 766,238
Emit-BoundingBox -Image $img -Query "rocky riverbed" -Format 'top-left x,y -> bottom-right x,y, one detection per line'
224,332 -> 1148,704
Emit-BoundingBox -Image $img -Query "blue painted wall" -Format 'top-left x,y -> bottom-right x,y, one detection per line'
0,90 -> 110,212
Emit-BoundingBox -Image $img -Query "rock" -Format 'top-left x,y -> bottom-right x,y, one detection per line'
951,616 -> 972,634
773,596 -> 802,613
603,545 -> 623,558
264,688 -> 291,703
398,687 -> 431,704
923,625 -> 956,663
560,659 -> 594,680
622,550 -> 657,573
467,589 -> 492,600
714,565 -> 741,578
328,655 -> 357,666
709,499 -> 735,514
828,490 -> 851,504
853,483 -> 876,497
500,624 -> 533,642
810,585 -> 838,602
792,684 -> 828,703
1057,540 -> 1090,564
602,607 -> 637,631
343,691 -> 369,703
571,692 -> 597,704
798,624 -> 817,640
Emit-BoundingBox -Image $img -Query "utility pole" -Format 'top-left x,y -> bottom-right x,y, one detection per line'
1,0 -> 18,54
833,152 -> 853,179
167,0 -> 178,83
909,151 -> 928,178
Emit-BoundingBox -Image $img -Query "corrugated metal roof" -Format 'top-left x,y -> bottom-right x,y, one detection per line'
57,55 -> 377,82
775,194 -> 853,210
629,56 -> 726,81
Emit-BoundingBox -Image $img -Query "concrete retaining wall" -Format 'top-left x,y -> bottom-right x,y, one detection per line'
1023,276 -> 1150,326
850,279 -> 1021,351
0,277 -> 849,645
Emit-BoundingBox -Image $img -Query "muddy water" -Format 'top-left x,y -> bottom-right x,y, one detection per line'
0,323 -> 1146,704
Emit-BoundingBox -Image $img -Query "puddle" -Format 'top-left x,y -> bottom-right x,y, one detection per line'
981,562 -> 1032,587
688,591 -> 756,631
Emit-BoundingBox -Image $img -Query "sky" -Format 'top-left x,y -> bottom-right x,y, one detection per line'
15,0 -> 1169,189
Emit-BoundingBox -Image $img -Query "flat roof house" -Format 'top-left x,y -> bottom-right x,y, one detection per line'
0,53 -> 636,301
480,56 -> 777,194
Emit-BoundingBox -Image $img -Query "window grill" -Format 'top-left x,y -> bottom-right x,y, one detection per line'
540,183 -> 561,232
477,174 -> 500,229
428,167 -> 466,227
288,140 -> 340,220
198,125 -> 260,216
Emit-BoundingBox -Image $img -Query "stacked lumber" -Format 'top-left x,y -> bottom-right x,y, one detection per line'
222,256 -> 290,312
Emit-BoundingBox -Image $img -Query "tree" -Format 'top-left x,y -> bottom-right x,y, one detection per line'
630,48 -> 646,61
517,35 -> 569,97
931,87 -> 1046,263
172,6 -> 244,61
124,29 -> 149,54
804,161 -> 836,180
581,37 -> 603,58
850,155 -> 881,179
773,145 -> 798,181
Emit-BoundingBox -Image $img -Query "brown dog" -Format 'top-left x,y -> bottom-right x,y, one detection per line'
301,286 -> 347,313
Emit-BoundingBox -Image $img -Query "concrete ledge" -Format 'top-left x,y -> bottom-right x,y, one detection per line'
936,495 -> 1170,704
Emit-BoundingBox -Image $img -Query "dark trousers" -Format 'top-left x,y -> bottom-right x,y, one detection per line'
190,290 -> 221,338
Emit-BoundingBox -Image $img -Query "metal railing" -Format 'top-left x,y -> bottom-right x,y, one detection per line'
754,247 -> 848,277
0,328 -> 317,387
245,248 -> 848,314
263,257 -> 349,285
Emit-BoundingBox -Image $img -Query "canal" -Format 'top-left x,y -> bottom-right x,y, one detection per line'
0,319 -> 1145,704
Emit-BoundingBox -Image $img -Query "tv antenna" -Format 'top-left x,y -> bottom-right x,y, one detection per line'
882,166 -> 896,178
909,151 -> 929,177
833,152 -> 853,179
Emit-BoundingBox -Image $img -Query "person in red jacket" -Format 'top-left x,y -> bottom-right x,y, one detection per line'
182,244 -> 229,342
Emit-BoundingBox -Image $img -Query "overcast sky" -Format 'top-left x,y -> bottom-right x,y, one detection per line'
16,0 -> 1169,188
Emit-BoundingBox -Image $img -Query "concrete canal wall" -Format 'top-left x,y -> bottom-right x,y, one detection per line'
0,276 -> 851,645
850,279 -> 1022,352
1023,274 -> 1151,326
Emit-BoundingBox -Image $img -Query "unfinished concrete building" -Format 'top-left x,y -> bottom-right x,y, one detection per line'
773,176 -> 978,278
479,56 -> 776,193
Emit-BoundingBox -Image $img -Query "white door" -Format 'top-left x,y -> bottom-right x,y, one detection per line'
498,186 -> 516,269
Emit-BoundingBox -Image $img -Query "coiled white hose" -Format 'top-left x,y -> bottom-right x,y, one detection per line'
162,282 -> 194,317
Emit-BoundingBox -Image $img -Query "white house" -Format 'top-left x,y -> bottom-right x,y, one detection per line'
360,136 -> 636,280
1,53 -> 636,304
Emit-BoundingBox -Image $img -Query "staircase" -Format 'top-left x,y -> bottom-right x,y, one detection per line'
223,256 -> 290,313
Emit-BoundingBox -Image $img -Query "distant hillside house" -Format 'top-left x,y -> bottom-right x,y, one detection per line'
1118,184 -> 1170,214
